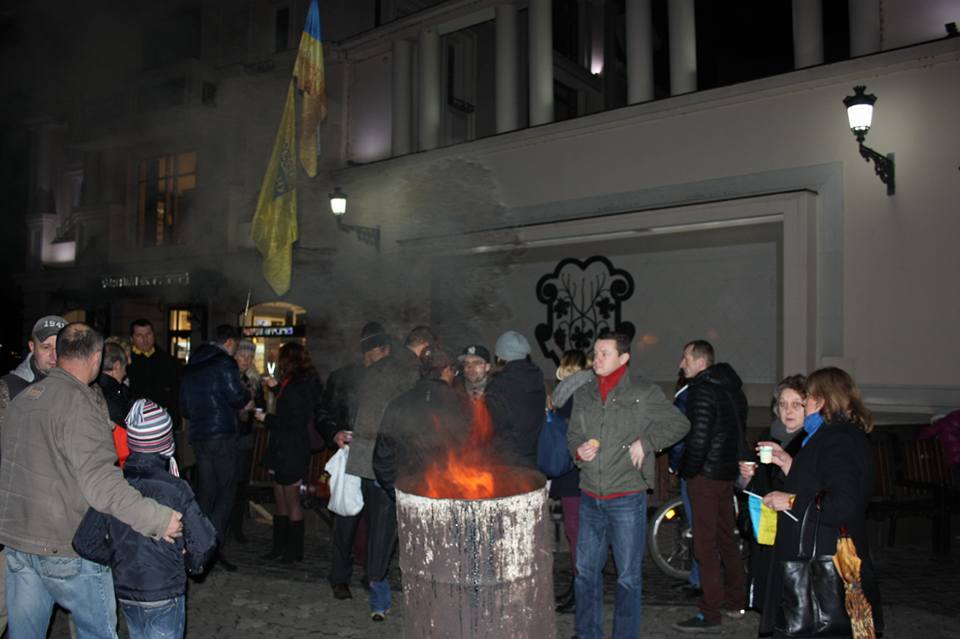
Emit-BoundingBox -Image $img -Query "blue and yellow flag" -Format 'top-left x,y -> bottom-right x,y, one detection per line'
251,81 -> 298,296
747,493 -> 778,545
293,0 -> 326,178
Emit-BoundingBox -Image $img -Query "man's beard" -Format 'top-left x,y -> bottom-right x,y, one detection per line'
464,377 -> 488,396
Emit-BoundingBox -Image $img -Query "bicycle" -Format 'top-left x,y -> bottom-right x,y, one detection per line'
647,493 -> 751,580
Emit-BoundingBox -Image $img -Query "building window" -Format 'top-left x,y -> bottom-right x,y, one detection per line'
168,308 -> 192,363
275,7 -> 291,52
137,151 -> 197,247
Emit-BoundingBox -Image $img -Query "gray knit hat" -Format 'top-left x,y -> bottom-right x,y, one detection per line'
494,331 -> 531,362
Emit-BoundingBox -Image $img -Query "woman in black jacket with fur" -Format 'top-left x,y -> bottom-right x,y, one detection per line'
255,342 -> 323,563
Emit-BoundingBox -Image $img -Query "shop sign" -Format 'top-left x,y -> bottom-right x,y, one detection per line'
101,272 -> 190,289
241,325 -> 306,338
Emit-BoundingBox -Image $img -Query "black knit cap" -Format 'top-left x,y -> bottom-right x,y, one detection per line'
359,321 -> 389,353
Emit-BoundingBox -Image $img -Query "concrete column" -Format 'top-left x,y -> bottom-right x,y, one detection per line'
792,0 -> 823,68
625,0 -> 654,104
418,27 -> 440,151
668,0 -> 697,95
849,0 -> 881,56
495,3 -> 519,133
392,38 -> 412,156
528,0 -> 553,126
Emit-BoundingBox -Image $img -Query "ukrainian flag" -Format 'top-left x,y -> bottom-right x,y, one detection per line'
251,81 -> 298,296
294,0 -> 326,178
747,493 -> 778,545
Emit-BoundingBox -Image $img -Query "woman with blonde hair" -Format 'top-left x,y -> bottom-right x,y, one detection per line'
758,367 -> 882,636
549,349 -> 592,614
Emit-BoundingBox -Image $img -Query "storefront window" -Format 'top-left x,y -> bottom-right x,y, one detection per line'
168,307 -> 192,363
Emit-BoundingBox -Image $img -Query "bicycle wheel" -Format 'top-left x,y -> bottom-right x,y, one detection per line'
647,496 -> 693,581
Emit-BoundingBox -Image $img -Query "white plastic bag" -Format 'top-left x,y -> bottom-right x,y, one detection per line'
325,446 -> 364,516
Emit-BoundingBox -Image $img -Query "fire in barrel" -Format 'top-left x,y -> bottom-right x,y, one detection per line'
394,403 -> 556,638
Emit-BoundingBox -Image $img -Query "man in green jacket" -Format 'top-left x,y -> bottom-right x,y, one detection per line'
0,323 -> 183,639
567,330 -> 690,639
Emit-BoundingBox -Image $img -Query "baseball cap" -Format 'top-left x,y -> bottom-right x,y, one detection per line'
458,344 -> 491,364
32,315 -> 68,342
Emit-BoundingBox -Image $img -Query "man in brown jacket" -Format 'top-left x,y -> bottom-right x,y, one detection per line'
0,323 -> 182,639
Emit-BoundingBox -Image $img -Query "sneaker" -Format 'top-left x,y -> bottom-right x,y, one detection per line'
724,608 -> 746,620
371,610 -> 389,622
673,613 -> 721,634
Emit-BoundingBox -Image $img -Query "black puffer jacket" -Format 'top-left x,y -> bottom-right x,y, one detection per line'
97,373 -> 131,426
485,359 -> 546,468
373,378 -> 469,499
180,344 -> 249,442
679,363 -> 748,481
72,452 -> 217,601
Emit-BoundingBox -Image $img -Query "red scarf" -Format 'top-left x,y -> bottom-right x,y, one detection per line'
598,364 -> 627,403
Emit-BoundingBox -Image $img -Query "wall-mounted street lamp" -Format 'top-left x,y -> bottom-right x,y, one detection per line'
329,187 -> 380,252
843,85 -> 895,196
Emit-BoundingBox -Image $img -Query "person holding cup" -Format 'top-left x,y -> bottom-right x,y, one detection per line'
737,374 -> 807,613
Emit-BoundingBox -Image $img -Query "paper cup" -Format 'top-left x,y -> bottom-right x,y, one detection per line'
759,445 -> 774,464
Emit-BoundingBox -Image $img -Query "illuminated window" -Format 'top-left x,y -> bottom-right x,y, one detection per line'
168,308 -> 192,363
137,151 -> 197,247
62,309 -> 86,323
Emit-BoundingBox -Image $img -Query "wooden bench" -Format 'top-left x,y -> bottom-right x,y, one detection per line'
868,434 -> 956,556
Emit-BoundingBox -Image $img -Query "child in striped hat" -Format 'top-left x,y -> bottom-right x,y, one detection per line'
73,400 -> 217,638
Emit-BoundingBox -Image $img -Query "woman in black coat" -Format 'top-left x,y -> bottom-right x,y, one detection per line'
255,342 -> 323,563
759,367 -> 882,636
737,374 -> 806,613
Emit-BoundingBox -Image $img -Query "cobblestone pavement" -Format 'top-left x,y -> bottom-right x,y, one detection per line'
47,507 -> 958,638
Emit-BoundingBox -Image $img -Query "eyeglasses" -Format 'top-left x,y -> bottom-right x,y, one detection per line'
777,400 -> 805,412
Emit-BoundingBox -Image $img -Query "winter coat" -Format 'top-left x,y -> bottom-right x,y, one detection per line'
679,363 -> 748,481
742,422 -> 804,611
73,452 -> 217,601
180,343 -> 249,443
0,368 -> 173,556
485,359 -> 547,468
568,372 -> 690,497
759,414 -> 883,635
373,378 -> 470,499
128,348 -> 181,424
317,363 -> 364,444
263,370 -> 323,481
347,347 -> 422,479
0,354 -> 47,456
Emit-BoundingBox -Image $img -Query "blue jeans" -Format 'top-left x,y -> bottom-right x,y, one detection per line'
574,492 -> 647,639
369,579 -> 391,613
120,596 -> 185,639
5,548 -> 118,639
680,478 -> 701,588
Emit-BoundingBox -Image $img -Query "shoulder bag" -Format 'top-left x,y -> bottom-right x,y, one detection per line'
776,492 -> 851,637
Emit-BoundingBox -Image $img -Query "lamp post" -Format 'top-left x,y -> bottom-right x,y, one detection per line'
329,187 -> 380,252
843,85 -> 895,195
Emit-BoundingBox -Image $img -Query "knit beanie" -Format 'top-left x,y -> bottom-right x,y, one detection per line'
125,399 -> 179,476
494,330 -> 531,362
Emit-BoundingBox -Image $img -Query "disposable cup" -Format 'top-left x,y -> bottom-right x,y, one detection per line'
759,445 -> 774,464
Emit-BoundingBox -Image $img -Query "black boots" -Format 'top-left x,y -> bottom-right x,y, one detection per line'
261,515 -> 289,560
279,519 -> 305,563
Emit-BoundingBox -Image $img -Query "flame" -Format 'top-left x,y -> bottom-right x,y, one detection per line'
413,400 -> 540,500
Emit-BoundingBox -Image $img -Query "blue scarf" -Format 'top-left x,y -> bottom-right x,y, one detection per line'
801,412 -> 824,447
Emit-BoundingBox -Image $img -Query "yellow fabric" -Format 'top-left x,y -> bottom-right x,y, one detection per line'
251,80 -> 298,296
293,18 -> 326,177
131,346 -> 155,357
757,503 -> 778,545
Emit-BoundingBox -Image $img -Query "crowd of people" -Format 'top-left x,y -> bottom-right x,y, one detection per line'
0,312 -> 887,639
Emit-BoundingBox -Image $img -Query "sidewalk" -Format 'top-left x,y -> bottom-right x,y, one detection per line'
47,509 -> 957,637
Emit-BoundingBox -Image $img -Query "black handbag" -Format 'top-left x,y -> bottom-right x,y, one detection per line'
775,493 -> 851,638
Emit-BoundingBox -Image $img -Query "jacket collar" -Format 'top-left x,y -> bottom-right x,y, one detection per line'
47,367 -> 97,394
124,452 -> 171,474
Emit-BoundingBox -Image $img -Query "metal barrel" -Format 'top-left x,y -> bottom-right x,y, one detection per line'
395,473 -> 556,639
